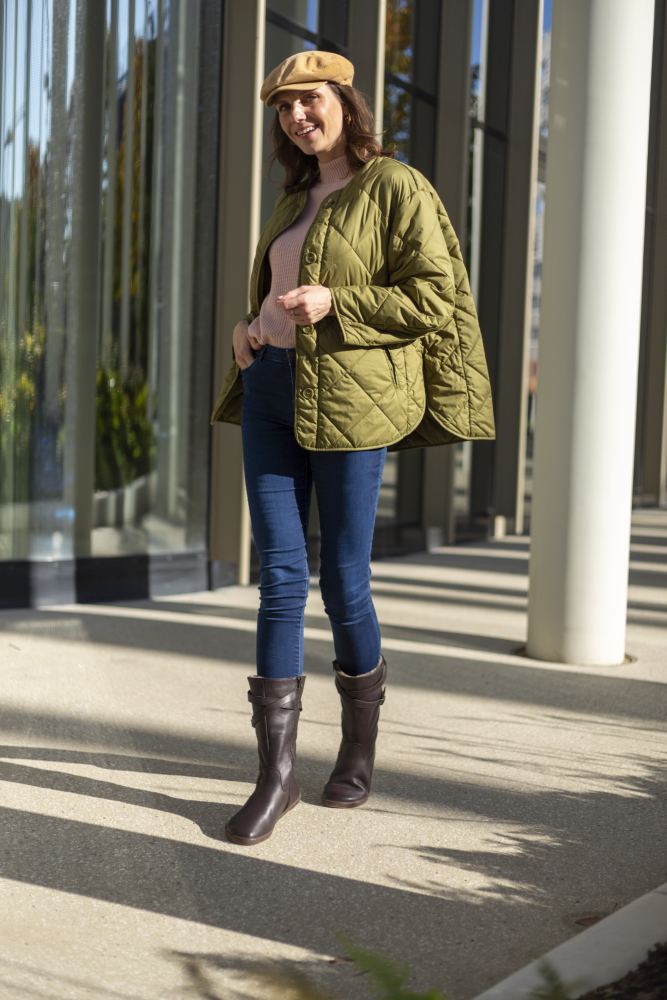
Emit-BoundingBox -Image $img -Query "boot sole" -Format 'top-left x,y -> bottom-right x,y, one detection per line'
321,793 -> 368,808
225,794 -> 300,846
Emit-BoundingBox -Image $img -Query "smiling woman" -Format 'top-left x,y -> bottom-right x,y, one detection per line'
275,86 -> 346,162
210,49 -> 495,848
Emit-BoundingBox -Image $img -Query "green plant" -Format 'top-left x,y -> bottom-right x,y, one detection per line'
332,933 -> 449,999
528,960 -> 577,999
0,323 -> 47,503
95,365 -> 155,491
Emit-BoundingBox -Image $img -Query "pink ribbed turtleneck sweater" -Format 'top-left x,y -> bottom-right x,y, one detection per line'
248,153 -> 353,349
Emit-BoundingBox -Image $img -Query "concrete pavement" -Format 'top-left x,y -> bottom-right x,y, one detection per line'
0,508 -> 666,999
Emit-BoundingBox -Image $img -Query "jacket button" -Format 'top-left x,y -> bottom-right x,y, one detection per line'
301,387 -> 315,400
304,251 -> 317,264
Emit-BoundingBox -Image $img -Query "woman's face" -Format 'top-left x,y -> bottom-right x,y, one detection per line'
275,84 -> 346,162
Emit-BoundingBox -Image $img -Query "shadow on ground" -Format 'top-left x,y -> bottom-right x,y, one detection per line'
0,702 -> 666,998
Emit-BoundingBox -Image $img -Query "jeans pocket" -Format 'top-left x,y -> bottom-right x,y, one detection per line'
241,345 -> 266,375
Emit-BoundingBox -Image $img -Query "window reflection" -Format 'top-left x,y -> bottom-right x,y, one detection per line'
268,0 -> 320,35
385,0 -> 413,86
0,0 -> 220,563
382,0 -> 442,530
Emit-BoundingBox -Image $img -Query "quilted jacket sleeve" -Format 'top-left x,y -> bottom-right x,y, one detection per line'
329,186 -> 456,348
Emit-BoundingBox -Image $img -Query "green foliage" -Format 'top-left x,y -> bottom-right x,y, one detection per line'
383,0 -> 414,161
0,323 -> 47,502
333,933 -> 448,999
95,366 -> 155,492
528,960 -> 576,999
385,0 -> 413,79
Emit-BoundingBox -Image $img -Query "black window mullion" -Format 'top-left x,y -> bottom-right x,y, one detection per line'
384,70 -> 436,106
266,10 -> 349,55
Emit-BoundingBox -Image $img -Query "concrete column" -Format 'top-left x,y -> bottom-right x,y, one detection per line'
526,0 -> 654,665
209,0 -> 266,586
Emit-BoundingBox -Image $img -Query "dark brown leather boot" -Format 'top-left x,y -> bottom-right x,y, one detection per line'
322,655 -> 387,808
225,674 -> 305,846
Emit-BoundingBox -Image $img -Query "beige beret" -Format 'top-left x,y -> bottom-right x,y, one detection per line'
261,50 -> 354,107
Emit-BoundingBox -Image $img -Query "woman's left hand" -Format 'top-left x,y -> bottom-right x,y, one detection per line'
277,285 -> 333,325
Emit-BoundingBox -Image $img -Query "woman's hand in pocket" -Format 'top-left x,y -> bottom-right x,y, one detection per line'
233,319 -> 260,369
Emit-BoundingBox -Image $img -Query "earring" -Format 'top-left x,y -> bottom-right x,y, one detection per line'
344,113 -> 352,125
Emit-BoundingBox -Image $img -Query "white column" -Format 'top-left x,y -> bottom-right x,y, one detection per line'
526,0 -> 654,665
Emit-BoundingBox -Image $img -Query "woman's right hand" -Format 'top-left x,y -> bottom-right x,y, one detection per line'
233,319 -> 261,369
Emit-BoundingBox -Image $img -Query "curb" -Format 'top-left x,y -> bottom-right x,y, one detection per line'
473,881 -> 667,999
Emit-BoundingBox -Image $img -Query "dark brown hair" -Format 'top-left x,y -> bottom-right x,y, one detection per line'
269,82 -> 395,193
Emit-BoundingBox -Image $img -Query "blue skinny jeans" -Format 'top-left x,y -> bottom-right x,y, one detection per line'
240,344 -> 387,679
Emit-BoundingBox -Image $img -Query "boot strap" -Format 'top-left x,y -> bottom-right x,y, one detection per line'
335,686 -> 386,709
248,689 -> 303,726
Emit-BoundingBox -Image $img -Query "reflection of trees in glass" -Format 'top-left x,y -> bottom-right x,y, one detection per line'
0,138 -> 56,506
95,366 -> 155,491
385,0 -> 413,80
100,30 -> 156,491
0,29 -> 157,504
384,1 -> 414,162
111,35 -> 155,379
0,320 -> 46,502
470,64 -> 480,118
384,83 -> 411,163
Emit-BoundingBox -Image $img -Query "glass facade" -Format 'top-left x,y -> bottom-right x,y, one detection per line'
384,0 -> 440,176
382,0 -> 443,537
524,1 -> 552,527
0,1 -> 222,574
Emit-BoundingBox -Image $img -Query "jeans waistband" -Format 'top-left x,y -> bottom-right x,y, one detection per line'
256,344 -> 296,363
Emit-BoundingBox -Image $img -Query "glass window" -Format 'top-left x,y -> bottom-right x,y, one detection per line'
525,0 -> 552,524
0,0 -> 222,563
385,0 -> 414,86
267,0 -> 347,47
384,82 -> 412,163
452,0 -> 489,533
268,0 -> 320,35
381,0 -> 443,529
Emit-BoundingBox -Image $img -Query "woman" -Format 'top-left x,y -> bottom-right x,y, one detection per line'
211,51 -> 495,846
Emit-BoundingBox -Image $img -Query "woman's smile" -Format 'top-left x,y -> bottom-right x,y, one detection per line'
294,123 -> 318,140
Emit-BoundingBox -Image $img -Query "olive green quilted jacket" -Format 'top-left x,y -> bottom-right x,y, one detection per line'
210,155 -> 495,451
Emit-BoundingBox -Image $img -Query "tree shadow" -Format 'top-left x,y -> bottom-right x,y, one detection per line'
0,702 -> 666,998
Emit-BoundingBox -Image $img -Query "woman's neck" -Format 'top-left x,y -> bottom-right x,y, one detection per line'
318,152 -> 352,184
